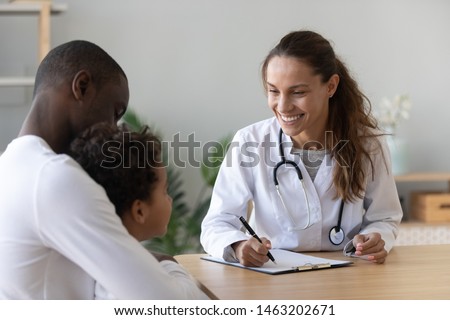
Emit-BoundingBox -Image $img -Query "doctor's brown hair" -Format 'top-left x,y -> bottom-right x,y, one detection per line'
261,30 -> 384,202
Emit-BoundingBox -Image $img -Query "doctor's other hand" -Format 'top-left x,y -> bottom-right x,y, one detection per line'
352,233 -> 387,264
231,237 -> 272,267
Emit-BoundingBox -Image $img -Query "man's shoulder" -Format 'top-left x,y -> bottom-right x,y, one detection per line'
4,135 -> 64,162
6,136 -> 96,191
1,136 -> 78,177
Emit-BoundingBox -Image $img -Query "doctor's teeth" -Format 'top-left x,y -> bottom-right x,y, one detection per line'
282,115 -> 301,122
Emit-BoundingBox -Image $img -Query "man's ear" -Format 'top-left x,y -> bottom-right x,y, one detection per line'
72,70 -> 92,101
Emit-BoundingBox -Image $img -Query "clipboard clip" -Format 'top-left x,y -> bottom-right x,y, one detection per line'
294,263 -> 331,271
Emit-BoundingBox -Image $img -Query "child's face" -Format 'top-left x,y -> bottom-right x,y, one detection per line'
141,166 -> 172,239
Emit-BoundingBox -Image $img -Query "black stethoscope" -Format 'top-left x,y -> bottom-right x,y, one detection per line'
273,128 -> 345,245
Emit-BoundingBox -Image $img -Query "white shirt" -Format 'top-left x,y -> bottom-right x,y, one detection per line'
94,261 -> 206,300
201,117 -> 403,259
0,136 -> 207,299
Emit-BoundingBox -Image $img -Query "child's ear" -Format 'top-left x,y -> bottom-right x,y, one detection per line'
130,200 -> 147,224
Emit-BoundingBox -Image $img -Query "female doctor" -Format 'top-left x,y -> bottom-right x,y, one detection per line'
200,30 -> 402,266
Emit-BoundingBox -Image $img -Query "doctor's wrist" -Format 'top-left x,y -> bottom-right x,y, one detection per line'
231,240 -> 245,253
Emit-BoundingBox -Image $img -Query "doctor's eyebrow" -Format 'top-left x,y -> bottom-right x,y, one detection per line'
266,82 -> 310,90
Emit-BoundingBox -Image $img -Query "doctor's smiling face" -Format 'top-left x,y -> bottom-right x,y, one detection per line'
266,55 -> 339,149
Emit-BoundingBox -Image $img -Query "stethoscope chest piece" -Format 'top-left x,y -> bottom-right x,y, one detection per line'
328,226 -> 345,245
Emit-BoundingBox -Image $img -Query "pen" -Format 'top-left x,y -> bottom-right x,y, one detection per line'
239,216 -> 276,264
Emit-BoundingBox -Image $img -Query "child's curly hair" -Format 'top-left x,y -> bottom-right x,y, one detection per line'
69,122 -> 163,217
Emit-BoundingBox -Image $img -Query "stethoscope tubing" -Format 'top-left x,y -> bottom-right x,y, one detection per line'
273,128 -> 345,245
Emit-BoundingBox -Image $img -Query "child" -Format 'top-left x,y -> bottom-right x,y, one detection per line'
70,122 -> 208,299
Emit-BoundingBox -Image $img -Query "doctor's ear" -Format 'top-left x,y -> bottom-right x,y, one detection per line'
327,74 -> 339,98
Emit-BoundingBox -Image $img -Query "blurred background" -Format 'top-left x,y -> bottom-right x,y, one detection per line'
1,0 -> 450,251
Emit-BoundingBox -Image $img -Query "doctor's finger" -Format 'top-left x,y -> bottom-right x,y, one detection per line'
248,248 -> 270,266
362,233 -> 383,249
236,240 -> 268,267
354,233 -> 380,249
352,234 -> 367,248
248,237 -> 270,255
367,249 -> 387,264
239,254 -> 267,267
359,238 -> 385,256
242,245 -> 270,267
260,237 -> 272,250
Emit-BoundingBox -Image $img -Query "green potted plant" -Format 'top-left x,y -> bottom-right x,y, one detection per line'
121,109 -> 231,255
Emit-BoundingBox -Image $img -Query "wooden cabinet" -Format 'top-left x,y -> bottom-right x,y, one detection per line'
395,173 -> 450,245
395,172 -> 450,220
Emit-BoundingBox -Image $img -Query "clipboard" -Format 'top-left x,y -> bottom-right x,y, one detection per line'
201,249 -> 352,275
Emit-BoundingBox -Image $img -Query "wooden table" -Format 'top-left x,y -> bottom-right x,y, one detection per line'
176,245 -> 450,300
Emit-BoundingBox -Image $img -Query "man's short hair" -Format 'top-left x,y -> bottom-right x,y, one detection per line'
34,40 -> 126,96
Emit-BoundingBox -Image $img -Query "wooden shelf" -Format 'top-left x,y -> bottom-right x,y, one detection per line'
0,3 -> 67,15
0,77 -> 34,87
395,172 -> 450,192
0,1 -> 67,89
395,172 -> 450,183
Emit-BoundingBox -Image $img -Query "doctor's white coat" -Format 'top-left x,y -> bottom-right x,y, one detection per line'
200,117 -> 403,260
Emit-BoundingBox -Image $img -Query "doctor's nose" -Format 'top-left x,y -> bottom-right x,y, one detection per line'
276,95 -> 294,113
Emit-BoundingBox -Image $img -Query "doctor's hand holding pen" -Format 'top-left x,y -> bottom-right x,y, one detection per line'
231,237 -> 273,267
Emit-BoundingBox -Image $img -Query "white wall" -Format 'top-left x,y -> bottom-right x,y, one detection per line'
1,0 -> 450,214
